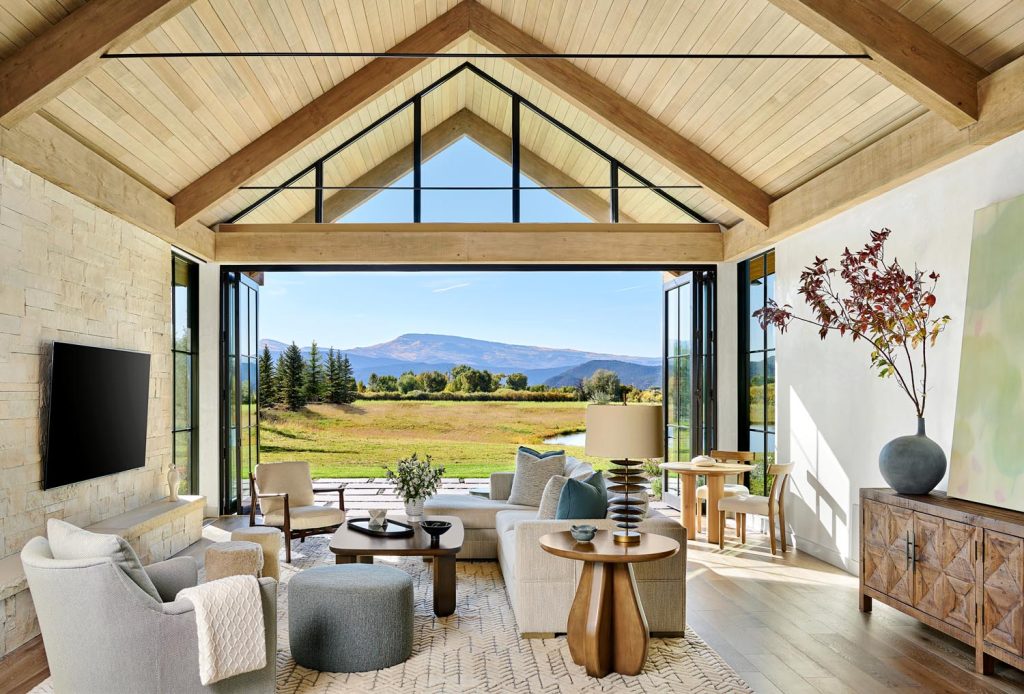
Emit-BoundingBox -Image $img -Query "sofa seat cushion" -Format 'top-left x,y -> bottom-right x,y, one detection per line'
424,494 -> 534,530
264,505 -> 343,530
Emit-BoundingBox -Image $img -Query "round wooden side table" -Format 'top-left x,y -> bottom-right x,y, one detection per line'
539,530 -> 680,678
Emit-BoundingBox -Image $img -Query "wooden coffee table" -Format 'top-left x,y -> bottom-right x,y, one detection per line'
329,514 -> 464,617
539,530 -> 679,678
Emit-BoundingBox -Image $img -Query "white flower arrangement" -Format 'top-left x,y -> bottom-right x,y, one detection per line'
385,453 -> 445,503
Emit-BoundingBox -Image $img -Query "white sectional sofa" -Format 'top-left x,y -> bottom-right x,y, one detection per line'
424,463 -> 686,637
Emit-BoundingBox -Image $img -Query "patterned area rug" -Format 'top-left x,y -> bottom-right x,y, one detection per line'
277,536 -> 750,693
32,535 -> 751,693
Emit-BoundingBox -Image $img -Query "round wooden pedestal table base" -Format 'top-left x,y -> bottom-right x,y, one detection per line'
539,530 -> 680,678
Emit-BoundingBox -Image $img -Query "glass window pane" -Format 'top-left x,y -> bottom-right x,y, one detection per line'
174,353 -> 191,430
766,263 -> 776,350
174,431 -> 190,493
748,254 -> 765,352
667,287 -> 679,357
765,351 -> 776,429
317,105 -> 415,224
619,169 -> 700,223
748,352 -> 765,429
173,284 -> 189,350
520,106 -> 607,222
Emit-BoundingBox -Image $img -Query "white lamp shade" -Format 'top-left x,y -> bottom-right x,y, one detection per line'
584,404 -> 664,459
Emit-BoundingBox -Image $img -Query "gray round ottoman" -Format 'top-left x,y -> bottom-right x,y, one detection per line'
289,564 -> 414,672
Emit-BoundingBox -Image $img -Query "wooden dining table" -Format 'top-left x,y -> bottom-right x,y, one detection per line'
660,461 -> 755,544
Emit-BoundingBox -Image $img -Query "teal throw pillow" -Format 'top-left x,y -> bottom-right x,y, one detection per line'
556,471 -> 608,520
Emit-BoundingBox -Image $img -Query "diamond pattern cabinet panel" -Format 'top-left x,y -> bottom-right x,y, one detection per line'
862,499 -> 890,596
912,513 -> 976,635
887,506 -> 914,606
983,530 -> 1024,656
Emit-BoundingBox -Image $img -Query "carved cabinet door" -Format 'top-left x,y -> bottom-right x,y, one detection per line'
862,499 -> 914,605
913,512 -> 976,634
983,530 -> 1024,655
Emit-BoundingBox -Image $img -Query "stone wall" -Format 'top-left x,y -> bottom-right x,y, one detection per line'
0,156 -> 173,655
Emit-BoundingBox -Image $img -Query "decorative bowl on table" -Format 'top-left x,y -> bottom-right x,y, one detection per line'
691,455 -> 717,467
570,524 -> 597,543
420,520 -> 452,547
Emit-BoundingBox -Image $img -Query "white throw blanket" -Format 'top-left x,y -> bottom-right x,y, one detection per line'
177,575 -> 266,685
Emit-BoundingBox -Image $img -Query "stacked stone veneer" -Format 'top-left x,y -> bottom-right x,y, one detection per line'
0,156 -> 176,656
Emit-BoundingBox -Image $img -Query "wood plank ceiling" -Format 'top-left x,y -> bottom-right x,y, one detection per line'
1,0 -> 1023,231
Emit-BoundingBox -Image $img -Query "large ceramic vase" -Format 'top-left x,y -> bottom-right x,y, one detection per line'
878,418 -> 947,495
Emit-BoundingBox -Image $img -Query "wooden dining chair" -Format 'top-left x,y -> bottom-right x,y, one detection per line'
695,450 -> 753,534
717,463 -> 794,556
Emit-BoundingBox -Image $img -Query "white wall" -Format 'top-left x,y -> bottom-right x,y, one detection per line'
198,262 -> 221,516
716,262 -> 738,451
775,128 -> 1024,572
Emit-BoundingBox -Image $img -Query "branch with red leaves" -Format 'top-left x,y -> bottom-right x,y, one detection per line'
754,228 -> 951,419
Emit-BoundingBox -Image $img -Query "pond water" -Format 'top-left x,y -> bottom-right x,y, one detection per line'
543,431 -> 586,447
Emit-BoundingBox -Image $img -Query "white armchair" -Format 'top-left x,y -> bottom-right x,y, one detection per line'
250,461 -> 346,562
21,537 -> 277,693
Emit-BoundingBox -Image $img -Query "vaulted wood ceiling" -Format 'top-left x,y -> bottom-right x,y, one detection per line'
2,0 -> 1024,262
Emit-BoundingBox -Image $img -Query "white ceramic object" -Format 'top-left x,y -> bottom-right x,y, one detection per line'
167,465 -> 180,501
368,508 -> 388,528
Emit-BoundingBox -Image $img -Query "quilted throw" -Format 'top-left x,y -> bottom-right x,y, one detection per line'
178,575 -> 266,685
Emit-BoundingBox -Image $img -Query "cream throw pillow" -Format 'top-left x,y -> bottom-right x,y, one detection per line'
536,475 -> 570,520
47,518 -> 162,602
508,447 -> 567,507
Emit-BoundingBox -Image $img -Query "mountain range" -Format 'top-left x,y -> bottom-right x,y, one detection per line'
259,333 -> 661,389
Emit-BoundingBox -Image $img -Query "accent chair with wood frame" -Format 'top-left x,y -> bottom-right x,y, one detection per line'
695,450 -> 753,533
249,461 -> 346,563
717,462 -> 794,556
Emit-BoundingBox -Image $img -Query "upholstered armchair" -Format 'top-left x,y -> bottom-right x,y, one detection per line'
250,461 -> 346,562
21,537 -> 277,693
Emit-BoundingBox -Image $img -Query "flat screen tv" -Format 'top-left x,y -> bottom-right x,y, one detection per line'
44,342 -> 151,490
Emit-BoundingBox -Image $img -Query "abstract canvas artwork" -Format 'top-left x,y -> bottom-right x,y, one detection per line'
949,193 -> 1024,512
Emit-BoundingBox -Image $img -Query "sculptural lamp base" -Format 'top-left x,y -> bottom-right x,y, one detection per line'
608,458 -> 646,545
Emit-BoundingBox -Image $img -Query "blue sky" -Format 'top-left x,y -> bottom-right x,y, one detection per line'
260,137 -> 664,357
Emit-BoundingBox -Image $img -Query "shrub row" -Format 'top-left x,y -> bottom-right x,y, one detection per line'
356,389 -> 578,402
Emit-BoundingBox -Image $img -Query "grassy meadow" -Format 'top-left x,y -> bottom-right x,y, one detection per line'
259,400 -> 604,478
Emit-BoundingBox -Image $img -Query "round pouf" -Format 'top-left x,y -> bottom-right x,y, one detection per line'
289,564 -> 414,672
230,526 -> 282,580
204,541 -> 262,582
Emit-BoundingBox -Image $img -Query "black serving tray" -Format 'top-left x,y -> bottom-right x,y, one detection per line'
346,517 -> 415,538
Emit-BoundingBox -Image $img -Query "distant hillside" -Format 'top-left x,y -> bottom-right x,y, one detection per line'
259,334 -> 660,389
342,333 -> 660,370
544,360 -> 662,390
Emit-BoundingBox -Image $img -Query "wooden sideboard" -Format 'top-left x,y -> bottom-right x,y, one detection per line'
860,488 -> 1024,674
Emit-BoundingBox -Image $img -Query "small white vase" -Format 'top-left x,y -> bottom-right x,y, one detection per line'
167,465 -> 180,502
404,498 -> 424,521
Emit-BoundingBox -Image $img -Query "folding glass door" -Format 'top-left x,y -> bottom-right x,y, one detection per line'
221,271 -> 260,515
662,270 -> 716,510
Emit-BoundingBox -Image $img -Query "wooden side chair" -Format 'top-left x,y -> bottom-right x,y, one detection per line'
695,450 -> 753,533
717,462 -> 794,556
249,461 -> 346,563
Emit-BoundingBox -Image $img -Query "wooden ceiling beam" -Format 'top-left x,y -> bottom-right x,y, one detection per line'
0,114 -> 215,259
766,0 -> 987,128
215,223 -> 723,265
0,0 -> 196,128
725,55 -> 1024,261
171,2 -> 470,228
294,109 -> 633,224
466,0 -> 771,228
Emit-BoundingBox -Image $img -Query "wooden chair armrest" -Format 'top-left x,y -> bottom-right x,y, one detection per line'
255,492 -> 288,499
312,484 -> 346,512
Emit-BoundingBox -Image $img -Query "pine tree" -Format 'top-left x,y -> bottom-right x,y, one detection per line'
257,344 -> 277,408
277,342 -> 307,411
325,348 -> 343,404
302,340 -> 325,402
338,354 -> 357,404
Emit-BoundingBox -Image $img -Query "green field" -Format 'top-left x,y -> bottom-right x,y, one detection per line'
259,400 -> 604,478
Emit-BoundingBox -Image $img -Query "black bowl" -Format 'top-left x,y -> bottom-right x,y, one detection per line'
420,520 -> 452,546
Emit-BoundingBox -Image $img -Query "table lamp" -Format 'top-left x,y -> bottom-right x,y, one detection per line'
585,404 -> 664,544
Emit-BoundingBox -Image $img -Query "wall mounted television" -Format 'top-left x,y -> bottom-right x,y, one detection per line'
44,342 -> 151,490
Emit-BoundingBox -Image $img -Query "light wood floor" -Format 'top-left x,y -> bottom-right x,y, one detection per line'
4,513 -> 1023,693
687,518 -> 1024,693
